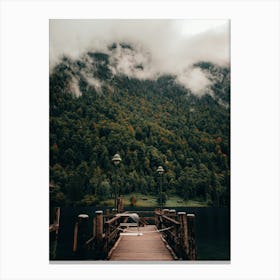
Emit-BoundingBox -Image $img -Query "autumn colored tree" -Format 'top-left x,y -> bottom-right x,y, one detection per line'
49,52 -> 230,206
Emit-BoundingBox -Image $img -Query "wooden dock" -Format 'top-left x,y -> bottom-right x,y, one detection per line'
109,225 -> 174,261
71,202 -> 197,261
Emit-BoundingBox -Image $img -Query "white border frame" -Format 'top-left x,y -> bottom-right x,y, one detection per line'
1,1 -> 279,280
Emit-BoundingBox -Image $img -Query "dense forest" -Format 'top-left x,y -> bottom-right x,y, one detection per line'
50,43 -> 230,207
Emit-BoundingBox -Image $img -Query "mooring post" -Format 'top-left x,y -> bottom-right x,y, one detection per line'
95,210 -> 104,241
50,207 -> 60,243
169,209 -> 176,218
163,209 -> 170,215
73,214 -> 89,258
187,214 -> 197,260
95,210 -> 105,258
50,207 -> 60,260
178,212 -> 189,260
73,222 -> 78,253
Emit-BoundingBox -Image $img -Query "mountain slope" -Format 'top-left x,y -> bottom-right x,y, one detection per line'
50,43 -> 230,207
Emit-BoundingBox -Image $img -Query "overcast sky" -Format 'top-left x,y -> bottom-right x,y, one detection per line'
50,19 -> 230,94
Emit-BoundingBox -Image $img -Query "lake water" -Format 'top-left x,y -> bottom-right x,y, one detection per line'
50,207 -> 230,261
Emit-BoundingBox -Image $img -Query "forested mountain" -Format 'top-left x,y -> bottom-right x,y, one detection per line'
50,42 -> 230,207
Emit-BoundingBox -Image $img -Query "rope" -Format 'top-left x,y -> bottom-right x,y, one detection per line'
117,226 -> 174,234
157,226 -> 174,232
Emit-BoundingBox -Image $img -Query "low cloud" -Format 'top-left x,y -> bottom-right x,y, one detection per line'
50,19 -> 230,95
176,67 -> 213,96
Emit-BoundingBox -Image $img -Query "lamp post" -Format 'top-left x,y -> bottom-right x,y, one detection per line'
156,166 -> 164,211
112,153 -> 122,211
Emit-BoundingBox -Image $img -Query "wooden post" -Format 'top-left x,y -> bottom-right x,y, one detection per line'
187,214 -> 197,260
155,211 -> 159,228
50,207 -> 60,260
169,209 -> 176,218
174,222 -> 180,258
163,209 -> 169,215
178,212 -> 188,260
92,216 -> 96,240
104,221 -> 108,256
73,222 -> 78,252
73,214 -> 89,256
54,207 -> 60,235
92,211 -> 106,259
95,210 -> 103,241
158,214 -> 163,230
117,196 -> 124,213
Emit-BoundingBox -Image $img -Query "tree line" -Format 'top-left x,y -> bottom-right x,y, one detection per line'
50,54 -> 230,207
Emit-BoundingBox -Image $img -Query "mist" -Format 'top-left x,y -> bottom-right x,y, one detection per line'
50,19 -> 230,95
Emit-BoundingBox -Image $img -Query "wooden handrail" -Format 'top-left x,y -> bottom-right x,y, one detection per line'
103,214 -> 124,257
107,227 -> 119,240
105,215 -> 122,225
155,210 -> 198,260
161,215 -> 180,225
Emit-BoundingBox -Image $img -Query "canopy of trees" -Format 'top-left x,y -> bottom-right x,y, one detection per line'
50,51 -> 230,207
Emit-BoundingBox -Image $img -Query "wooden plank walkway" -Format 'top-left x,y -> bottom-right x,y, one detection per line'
109,225 -> 174,261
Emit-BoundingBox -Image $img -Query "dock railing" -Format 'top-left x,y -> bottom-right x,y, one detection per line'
155,209 -> 197,260
72,207 -> 197,260
104,214 -> 125,257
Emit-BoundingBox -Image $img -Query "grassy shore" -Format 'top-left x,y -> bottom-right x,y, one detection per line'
102,193 -> 207,207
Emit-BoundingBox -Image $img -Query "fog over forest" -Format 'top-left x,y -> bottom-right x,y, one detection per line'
50,20 -> 230,95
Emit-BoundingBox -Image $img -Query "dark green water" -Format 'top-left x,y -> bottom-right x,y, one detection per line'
50,207 -> 230,261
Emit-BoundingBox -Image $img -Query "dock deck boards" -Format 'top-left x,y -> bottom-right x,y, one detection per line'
109,225 -> 174,261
